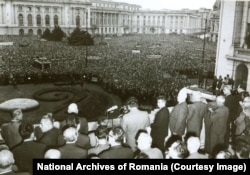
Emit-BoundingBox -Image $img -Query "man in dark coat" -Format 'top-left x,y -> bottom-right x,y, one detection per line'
34,113 -> 65,148
205,96 -> 229,157
150,95 -> 170,153
12,123 -> 47,174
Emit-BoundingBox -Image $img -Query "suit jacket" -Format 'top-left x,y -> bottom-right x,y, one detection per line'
169,102 -> 189,136
98,145 -> 134,159
150,106 -> 170,152
1,122 -> 22,149
205,105 -> 229,155
122,108 -> 150,151
186,102 -> 208,137
58,143 -> 88,158
34,127 -> 65,148
12,141 -> 47,173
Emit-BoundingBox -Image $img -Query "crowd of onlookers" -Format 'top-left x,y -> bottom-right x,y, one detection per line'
0,34 -> 216,105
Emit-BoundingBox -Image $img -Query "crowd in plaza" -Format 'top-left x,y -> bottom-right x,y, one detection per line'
0,34 -> 216,105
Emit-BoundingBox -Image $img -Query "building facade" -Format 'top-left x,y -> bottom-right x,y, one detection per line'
216,0 -> 250,91
0,0 -> 210,36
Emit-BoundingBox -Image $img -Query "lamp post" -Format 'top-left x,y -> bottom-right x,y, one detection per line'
202,18 -> 207,65
85,9 -> 88,68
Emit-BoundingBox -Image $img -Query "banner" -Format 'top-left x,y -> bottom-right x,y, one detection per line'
0,42 -> 13,46
132,50 -> 140,54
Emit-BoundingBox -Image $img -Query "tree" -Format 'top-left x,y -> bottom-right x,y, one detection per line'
67,27 -> 94,46
50,26 -> 65,41
41,28 -> 51,40
150,27 -> 156,34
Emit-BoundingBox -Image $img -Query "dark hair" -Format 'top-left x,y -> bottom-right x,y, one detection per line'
157,95 -> 166,101
165,135 -> 182,152
19,123 -> 34,140
95,125 -> 108,139
235,138 -> 250,159
110,126 -> 124,143
62,113 -> 80,131
126,96 -> 138,107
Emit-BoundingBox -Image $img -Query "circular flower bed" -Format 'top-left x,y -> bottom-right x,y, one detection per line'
33,88 -> 74,102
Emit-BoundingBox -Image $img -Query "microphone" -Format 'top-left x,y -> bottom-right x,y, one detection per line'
106,105 -> 118,112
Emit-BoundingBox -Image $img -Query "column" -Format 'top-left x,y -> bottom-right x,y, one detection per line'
50,6 -> 53,26
42,6 -> 45,27
240,0 -> 248,47
32,5 -> 36,27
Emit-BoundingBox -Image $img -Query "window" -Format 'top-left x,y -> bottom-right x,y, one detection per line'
54,15 -> 58,26
27,7 -> 32,12
45,7 -> 49,13
76,15 -> 80,27
36,7 -> 40,12
18,6 -> 23,12
18,14 -> 24,26
45,15 -> 50,26
28,14 -> 32,26
54,8 -> 58,13
37,14 -> 41,26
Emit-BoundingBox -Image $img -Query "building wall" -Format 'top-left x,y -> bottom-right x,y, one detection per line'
0,0 -> 209,36
216,0 -> 250,91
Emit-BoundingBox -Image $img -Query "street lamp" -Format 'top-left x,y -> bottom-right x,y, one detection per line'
85,9 -> 88,68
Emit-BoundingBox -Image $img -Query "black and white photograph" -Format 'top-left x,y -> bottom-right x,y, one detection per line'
0,0 -> 249,174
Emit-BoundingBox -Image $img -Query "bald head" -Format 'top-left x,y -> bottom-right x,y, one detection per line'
137,133 -> 152,150
187,136 -> 200,153
44,149 -> 61,159
216,95 -> 225,106
0,150 -> 15,169
63,127 -> 78,142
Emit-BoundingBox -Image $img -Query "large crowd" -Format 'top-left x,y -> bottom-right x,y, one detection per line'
0,34 -> 216,105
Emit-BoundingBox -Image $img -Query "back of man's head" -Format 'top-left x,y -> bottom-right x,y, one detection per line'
0,149 -> 15,170
19,123 -> 34,140
63,127 -> 78,142
137,133 -> 152,150
44,149 -> 61,159
126,97 -> 138,108
110,126 -> 124,143
187,136 -> 200,153
95,125 -> 108,140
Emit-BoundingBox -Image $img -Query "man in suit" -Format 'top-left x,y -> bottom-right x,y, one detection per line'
1,109 -> 23,150
34,113 -> 65,148
98,126 -> 134,159
121,97 -> 150,152
150,95 -> 170,153
169,88 -> 189,138
12,123 -> 47,174
186,91 -> 208,138
58,127 -> 88,158
205,95 -> 229,157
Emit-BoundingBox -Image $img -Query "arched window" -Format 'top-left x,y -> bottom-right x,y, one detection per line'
37,15 -> 41,26
19,29 -> 24,36
54,15 -> 58,26
37,29 -> 42,36
28,29 -> 33,36
45,15 -> 50,26
27,14 -> 32,26
76,15 -> 80,27
18,14 -> 24,26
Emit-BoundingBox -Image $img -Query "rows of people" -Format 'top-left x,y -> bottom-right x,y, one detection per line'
1,85 -> 250,174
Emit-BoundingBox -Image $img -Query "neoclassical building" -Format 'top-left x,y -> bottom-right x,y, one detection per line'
216,0 -> 250,91
0,0 -> 210,36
